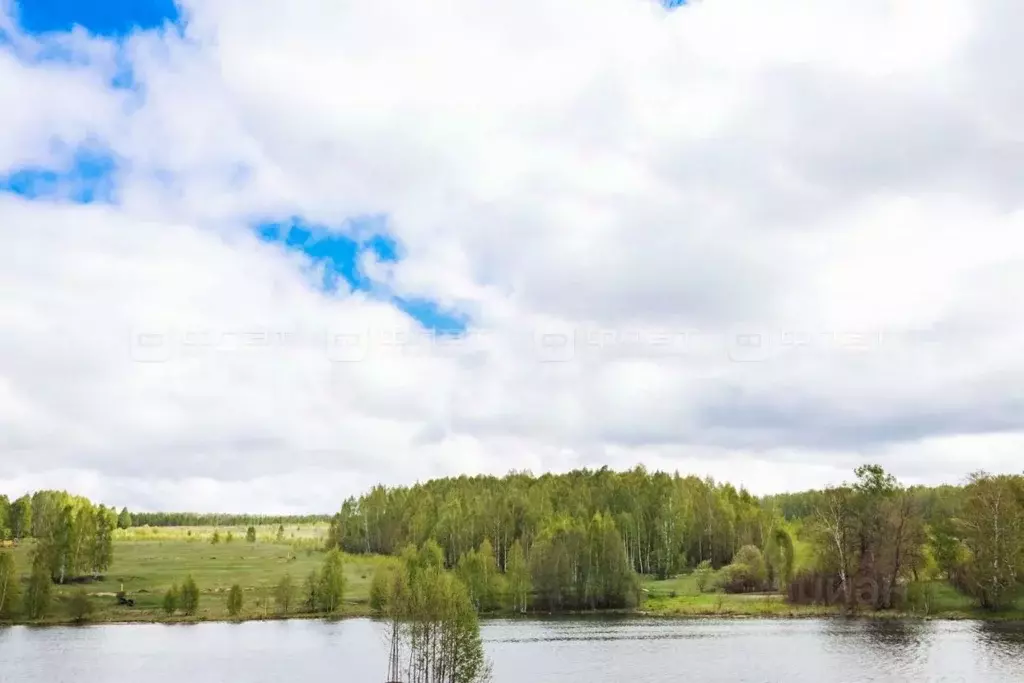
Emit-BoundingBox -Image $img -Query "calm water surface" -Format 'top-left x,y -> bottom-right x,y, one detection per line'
2,617 -> 1023,682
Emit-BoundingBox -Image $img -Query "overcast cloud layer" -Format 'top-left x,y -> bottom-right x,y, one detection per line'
2,0 -> 1024,513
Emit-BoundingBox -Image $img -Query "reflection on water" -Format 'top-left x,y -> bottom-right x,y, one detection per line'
1,617 -> 1023,683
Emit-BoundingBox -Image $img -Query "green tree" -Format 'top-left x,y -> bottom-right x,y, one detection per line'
69,588 -> 92,623
274,573 -> 293,613
694,559 -> 714,593
766,527 -> 795,589
303,569 -> 321,612
370,559 -> 404,612
91,506 -> 115,576
10,495 -> 31,541
227,584 -> 244,617
276,524 -> 285,543
0,495 -> 10,541
458,539 -> 499,612
505,540 -> 531,612
0,552 -> 21,618
720,545 -> 768,593
25,558 -> 52,619
117,507 -> 133,530
318,549 -> 346,613
163,583 -> 180,615
959,473 -> 1024,609
383,546 -> 492,683
180,575 -> 200,615
246,526 -> 257,544
225,531 -> 234,544
211,530 -> 221,545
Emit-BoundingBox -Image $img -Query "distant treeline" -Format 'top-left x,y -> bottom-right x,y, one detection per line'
130,512 -> 332,527
329,465 -> 1024,613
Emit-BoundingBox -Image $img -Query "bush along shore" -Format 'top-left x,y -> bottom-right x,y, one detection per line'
2,465 -> 1024,626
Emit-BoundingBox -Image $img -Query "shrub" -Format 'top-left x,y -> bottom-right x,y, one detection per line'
227,584 -> 243,617
163,584 -> 179,615
304,570 -> 321,612
694,560 -> 714,593
274,574 -> 293,613
69,589 -> 92,623
180,575 -> 200,615
718,545 -> 768,594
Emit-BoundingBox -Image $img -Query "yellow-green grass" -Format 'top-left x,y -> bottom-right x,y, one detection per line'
114,522 -> 329,543
3,527 -> 387,625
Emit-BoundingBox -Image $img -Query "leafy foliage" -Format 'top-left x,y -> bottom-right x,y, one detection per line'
163,583 -> 179,615
0,552 -> 20,618
227,584 -> 244,616
180,575 -> 200,615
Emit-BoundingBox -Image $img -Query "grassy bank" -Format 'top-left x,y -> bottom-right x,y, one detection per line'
641,574 -> 1024,621
3,526 -> 1023,626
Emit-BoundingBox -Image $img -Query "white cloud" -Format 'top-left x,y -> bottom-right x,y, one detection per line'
2,0 -> 1024,510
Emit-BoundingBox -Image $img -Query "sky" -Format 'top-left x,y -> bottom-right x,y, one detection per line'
2,0 -> 1023,513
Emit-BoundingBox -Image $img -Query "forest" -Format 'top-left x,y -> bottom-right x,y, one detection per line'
331,465 -> 1024,613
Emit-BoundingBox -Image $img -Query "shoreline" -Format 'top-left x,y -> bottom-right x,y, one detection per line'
5,606 -> 1024,628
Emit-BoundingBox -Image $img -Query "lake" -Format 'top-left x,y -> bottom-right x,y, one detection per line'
2,617 -> 1023,682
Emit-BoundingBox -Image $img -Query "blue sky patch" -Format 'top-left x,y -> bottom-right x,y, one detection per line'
12,0 -> 181,37
255,217 -> 467,334
0,146 -> 119,203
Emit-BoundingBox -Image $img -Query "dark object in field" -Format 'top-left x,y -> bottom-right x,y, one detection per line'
116,591 -> 135,607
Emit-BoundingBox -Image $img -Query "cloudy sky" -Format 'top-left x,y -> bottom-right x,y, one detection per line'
1,0 -> 1023,513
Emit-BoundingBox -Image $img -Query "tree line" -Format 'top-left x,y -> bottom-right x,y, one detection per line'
332,465 -> 1024,614
130,512 -> 331,527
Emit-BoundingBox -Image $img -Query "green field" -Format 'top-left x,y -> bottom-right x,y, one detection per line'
4,525 -> 388,624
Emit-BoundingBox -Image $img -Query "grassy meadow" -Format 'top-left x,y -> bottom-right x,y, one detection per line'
4,523 -> 1022,625
4,524 -> 388,624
